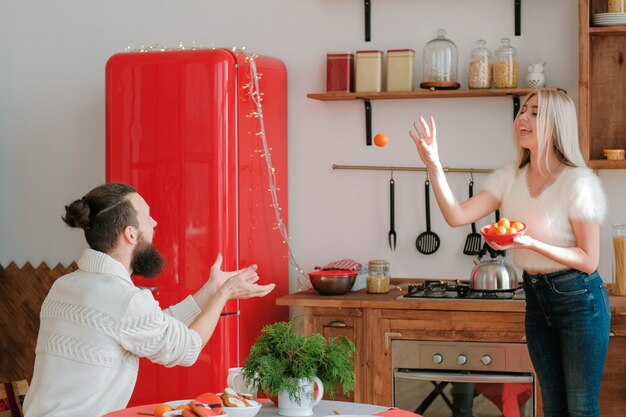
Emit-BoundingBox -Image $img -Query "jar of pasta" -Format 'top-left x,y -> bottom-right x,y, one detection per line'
468,40 -> 492,89
367,259 -> 390,294
493,38 -> 518,88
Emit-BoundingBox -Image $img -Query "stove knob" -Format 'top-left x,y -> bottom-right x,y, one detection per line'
457,354 -> 468,365
432,354 -> 443,364
480,355 -> 492,365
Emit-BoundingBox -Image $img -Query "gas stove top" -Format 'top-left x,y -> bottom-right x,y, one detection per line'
399,280 -> 525,301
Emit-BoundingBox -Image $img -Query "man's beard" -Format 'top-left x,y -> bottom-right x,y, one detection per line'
130,233 -> 165,278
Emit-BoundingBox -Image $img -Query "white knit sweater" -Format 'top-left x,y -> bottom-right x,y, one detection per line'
483,162 -> 607,272
23,249 -> 203,417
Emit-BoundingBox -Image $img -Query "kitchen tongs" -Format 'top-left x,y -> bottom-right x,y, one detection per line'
388,174 -> 396,250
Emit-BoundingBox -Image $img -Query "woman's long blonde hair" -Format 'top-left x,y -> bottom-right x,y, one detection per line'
514,88 -> 587,174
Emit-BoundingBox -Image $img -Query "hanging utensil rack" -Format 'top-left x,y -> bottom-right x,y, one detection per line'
332,164 -> 493,174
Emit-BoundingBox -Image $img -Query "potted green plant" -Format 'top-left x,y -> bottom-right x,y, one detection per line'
241,319 -> 355,410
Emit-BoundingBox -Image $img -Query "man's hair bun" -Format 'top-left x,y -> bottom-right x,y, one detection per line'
62,198 -> 91,229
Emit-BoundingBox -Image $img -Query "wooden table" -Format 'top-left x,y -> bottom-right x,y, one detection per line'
103,399 -> 402,417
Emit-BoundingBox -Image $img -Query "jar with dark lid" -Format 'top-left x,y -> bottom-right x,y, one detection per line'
493,38 -> 518,88
367,259 -> 390,294
468,40 -> 492,89
420,29 -> 459,90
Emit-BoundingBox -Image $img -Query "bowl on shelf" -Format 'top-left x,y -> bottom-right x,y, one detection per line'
603,148 -> 625,160
480,222 -> 526,246
308,269 -> 357,295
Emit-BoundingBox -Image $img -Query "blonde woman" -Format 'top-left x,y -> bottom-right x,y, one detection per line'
409,88 -> 609,417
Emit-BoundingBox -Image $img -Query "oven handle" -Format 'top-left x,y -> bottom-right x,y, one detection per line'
394,370 -> 534,384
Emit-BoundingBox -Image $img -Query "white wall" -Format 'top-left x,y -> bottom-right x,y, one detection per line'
1,0 -> 624,288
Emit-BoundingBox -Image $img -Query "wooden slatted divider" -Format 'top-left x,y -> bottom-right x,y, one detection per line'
0,262 -> 77,383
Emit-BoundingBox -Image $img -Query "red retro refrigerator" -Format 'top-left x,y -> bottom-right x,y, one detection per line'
105,49 -> 289,405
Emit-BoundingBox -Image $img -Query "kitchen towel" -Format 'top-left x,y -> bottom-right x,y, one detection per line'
315,259 -> 362,271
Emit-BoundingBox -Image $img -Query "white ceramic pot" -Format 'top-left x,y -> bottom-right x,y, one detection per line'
277,376 -> 324,416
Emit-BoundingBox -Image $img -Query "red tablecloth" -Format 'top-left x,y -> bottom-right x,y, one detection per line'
103,403 -> 156,417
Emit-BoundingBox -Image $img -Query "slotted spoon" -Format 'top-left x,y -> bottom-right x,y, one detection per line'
463,179 -> 482,255
416,177 -> 440,254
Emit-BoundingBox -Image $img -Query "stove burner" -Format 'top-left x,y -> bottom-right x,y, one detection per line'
403,281 -> 524,300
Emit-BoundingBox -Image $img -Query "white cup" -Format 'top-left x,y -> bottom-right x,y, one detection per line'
227,367 -> 258,399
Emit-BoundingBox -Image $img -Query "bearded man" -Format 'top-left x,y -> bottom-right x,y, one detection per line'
23,182 -> 275,417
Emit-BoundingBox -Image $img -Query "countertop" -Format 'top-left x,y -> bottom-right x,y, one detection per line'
276,279 -> 626,315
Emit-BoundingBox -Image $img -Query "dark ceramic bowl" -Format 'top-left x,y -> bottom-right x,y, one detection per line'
308,269 -> 357,295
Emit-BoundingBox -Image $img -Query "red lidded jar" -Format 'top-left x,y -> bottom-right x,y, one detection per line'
326,52 -> 354,92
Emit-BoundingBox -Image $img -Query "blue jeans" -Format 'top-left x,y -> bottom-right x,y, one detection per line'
523,269 -> 610,417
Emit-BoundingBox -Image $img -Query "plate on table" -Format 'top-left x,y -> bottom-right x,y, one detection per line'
163,400 -> 230,417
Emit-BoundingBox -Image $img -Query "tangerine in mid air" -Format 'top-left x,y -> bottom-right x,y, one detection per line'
374,133 -> 389,147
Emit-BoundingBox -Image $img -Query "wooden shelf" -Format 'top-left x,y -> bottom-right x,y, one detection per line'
307,88 -> 541,101
580,0 -> 626,169
590,25 -> 626,34
588,159 -> 626,169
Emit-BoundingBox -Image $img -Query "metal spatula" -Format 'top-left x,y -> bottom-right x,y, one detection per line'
416,177 -> 440,254
463,179 -> 482,255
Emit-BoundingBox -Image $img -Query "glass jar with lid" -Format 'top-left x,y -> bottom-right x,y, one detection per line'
468,40 -> 492,89
367,259 -> 390,294
420,29 -> 460,90
493,38 -> 518,88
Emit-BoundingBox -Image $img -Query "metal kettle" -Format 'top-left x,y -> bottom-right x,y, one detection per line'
470,244 -> 518,291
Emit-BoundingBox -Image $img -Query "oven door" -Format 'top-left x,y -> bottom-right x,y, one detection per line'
393,369 -> 534,417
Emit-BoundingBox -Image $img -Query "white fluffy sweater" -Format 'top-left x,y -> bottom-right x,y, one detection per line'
483,162 -> 607,272
23,249 -> 203,417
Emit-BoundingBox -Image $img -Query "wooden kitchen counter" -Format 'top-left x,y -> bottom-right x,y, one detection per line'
276,280 -> 626,416
278,284 -> 626,315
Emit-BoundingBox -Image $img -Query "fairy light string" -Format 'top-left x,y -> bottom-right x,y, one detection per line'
244,51 -> 311,291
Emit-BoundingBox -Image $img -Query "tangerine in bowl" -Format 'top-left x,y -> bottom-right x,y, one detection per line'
480,218 -> 526,246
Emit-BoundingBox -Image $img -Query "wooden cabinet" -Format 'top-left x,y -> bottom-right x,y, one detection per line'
579,0 -> 626,169
304,307 -> 365,402
599,313 -> 626,415
279,289 -> 626,416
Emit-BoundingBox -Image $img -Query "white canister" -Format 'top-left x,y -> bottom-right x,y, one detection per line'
386,49 -> 415,92
356,50 -> 383,92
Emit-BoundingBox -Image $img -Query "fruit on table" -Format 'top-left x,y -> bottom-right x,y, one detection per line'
374,133 -> 388,147
153,403 -> 173,417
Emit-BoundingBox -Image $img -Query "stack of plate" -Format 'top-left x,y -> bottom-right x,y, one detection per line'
593,12 -> 626,26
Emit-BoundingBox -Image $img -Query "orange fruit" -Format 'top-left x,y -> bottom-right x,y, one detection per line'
374,133 -> 389,147
154,403 -> 173,417
497,217 -> 510,228
176,404 -> 190,410
506,227 -> 518,235
512,221 -> 525,232
493,226 -> 507,235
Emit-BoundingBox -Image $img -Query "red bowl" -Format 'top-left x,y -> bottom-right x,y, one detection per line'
480,223 -> 526,246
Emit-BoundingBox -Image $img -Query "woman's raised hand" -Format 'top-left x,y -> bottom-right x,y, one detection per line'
409,116 -> 440,170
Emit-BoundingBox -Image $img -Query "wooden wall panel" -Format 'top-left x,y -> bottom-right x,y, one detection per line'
0,262 -> 77,383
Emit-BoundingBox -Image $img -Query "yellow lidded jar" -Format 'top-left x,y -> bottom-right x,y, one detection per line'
367,259 -> 390,294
